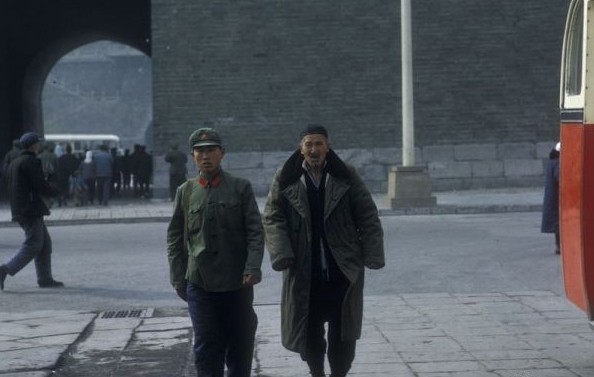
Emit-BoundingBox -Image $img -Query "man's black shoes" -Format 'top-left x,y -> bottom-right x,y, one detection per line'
38,279 -> 64,288
0,266 -> 7,291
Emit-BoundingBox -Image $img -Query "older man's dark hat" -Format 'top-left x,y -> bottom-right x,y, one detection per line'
19,132 -> 43,149
299,124 -> 328,140
189,128 -> 222,149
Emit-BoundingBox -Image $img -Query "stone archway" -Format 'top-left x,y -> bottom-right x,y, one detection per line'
0,0 -> 150,172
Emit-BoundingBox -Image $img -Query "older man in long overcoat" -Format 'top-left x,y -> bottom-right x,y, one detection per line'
263,125 -> 385,377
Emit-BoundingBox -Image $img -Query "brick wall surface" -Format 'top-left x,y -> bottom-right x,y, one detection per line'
151,0 -> 568,156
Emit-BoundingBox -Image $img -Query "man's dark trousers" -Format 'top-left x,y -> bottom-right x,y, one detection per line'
96,177 -> 111,205
4,217 -> 53,282
304,275 -> 356,377
187,283 -> 258,377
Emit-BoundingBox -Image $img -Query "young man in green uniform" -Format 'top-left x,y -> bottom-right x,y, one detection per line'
167,128 -> 264,377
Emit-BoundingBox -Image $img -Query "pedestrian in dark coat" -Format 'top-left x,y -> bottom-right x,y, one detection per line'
110,148 -> 122,195
263,125 -> 385,377
1,139 -> 21,199
164,144 -> 188,200
541,142 -> 561,254
56,145 -> 79,206
0,132 -> 63,291
94,145 -> 113,206
135,146 -> 153,198
2,139 -> 21,176
129,144 -> 142,196
121,149 -> 131,190
79,151 -> 96,205
38,143 -> 57,181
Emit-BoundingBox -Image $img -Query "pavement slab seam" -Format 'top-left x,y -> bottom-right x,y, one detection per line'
49,314 -> 98,374
51,317 -> 144,376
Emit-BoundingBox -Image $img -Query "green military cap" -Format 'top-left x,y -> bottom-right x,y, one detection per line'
189,128 -> 222,149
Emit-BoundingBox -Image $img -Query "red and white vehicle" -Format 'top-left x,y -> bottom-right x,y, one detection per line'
560,0 -> 594,325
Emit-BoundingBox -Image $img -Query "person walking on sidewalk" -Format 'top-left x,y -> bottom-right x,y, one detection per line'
79,150 -> 96,205
0,132 -> 63,291
1,139 -> 21,199
2,139 -> 21,177
167,127 -> 264,377
262,124 -> 385,377
164,143 -> 188,200
56,144 -> 79,206
94,145 -> 113,206
134,145 -> 152,198
541,141 -> 561,254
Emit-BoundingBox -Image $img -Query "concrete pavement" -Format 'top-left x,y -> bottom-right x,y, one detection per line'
4,187 -> 594,376
2,292 -> 593,376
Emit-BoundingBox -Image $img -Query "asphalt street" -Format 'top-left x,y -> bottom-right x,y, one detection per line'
0,212 -> 562,313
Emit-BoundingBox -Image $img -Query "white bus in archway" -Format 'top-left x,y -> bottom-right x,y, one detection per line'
44,133 -> 121,155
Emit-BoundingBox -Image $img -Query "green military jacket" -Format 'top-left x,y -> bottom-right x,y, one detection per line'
167,171 -> 264,292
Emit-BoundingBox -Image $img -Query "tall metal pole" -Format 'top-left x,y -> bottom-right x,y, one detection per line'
387,0 -> 435,208
401,0 -> 414,166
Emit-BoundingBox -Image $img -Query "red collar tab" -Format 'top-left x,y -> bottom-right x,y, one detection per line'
198,172 -> 222,188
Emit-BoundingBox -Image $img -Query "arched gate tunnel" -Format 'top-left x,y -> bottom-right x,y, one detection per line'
0,0 -> 151,184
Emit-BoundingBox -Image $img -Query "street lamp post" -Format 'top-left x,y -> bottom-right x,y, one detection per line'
386,0 -> 436,208
401,0 -> 414,167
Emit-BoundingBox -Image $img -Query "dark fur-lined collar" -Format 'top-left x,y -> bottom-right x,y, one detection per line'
278,149 -> 350,190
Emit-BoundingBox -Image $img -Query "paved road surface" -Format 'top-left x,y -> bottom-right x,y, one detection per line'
0,212 -> 561,313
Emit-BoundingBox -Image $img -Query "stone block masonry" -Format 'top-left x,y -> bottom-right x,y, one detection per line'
152,141 -> 553,197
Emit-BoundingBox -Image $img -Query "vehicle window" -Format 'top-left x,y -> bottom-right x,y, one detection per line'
565,1 -> 583,96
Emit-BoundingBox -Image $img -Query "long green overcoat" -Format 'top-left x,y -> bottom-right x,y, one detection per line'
262,149 -> 385,354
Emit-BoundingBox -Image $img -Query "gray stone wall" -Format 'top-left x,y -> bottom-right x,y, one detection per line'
153,140 -> 555,197
151,0 -> 567,157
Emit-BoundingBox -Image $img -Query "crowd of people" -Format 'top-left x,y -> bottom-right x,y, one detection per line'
2,140 -> 154,207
